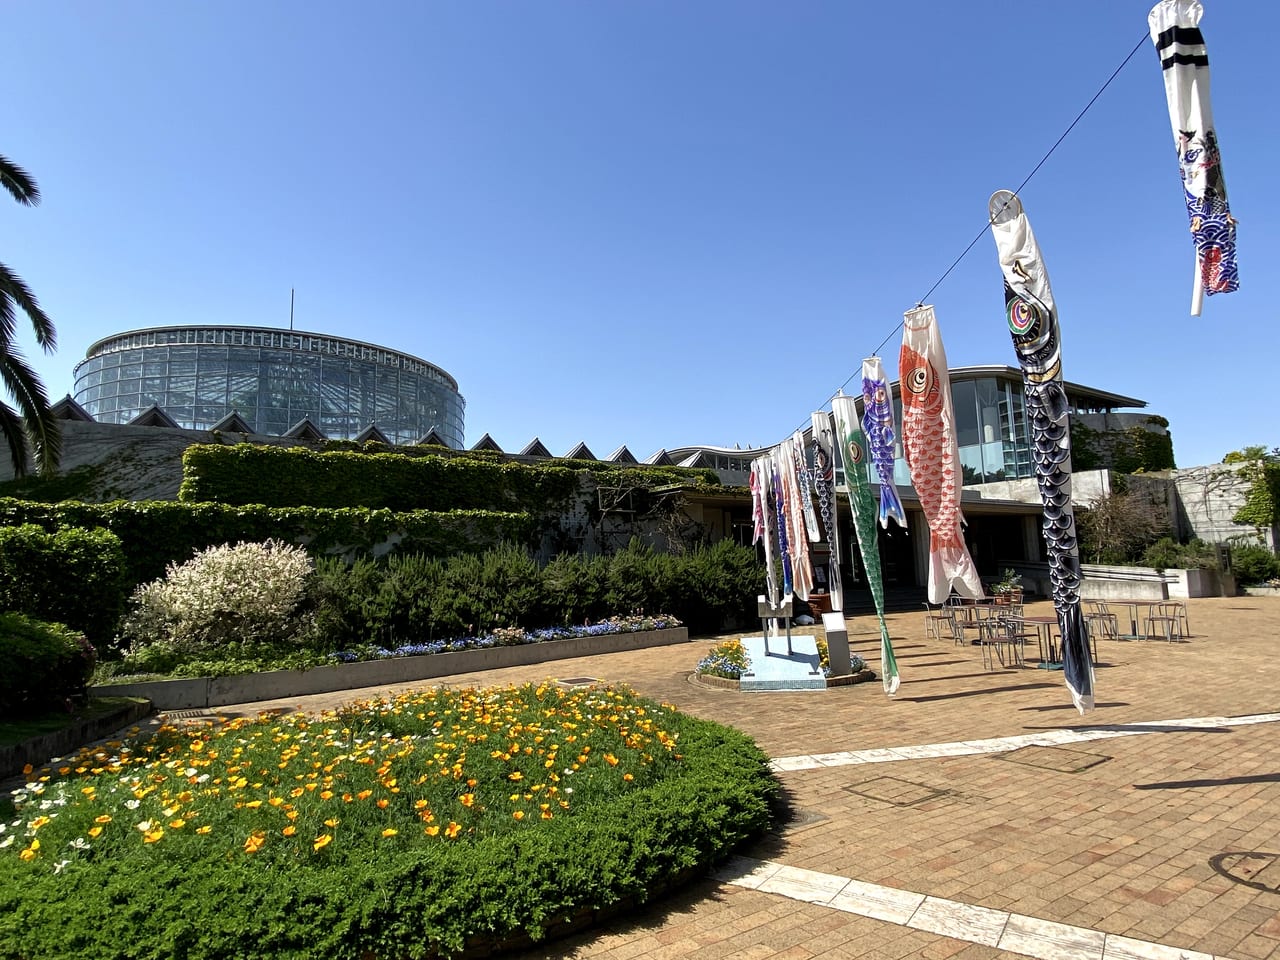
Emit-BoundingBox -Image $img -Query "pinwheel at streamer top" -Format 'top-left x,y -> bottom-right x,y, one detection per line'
988,189 -> 1094,715
1148,0 -> 1238,316
811,411 -> 845,612
898,306 -> 984,604
831,396 -> 900,695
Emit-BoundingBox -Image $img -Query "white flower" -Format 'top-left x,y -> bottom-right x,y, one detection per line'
53,860 -> 71,874
135,820 -> 154,832
68,838 -> 90,851
564,787 -> 573,794
0,836 -> 13,849
124,799 -> 141,810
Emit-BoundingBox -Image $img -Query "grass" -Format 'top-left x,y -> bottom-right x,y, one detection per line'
0,698 -> 146,749
0,681 -> 777,959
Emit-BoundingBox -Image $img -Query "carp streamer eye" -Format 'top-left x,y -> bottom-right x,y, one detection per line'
846,440 -> 865,464
905,366 -> 932,395
1008,297 -> 1039,337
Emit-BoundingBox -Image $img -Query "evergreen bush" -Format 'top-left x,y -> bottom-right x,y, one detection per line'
0,613 -> 97,718
0,524 -> 127,648
1230,544 -> 1280,585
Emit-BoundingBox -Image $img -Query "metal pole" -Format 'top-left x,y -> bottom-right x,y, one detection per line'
290,288 -> 295,330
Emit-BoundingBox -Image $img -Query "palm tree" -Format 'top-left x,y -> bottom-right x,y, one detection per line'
1,153 -> 59,477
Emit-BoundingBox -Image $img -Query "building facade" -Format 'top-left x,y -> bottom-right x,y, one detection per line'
73,326 -> 465,447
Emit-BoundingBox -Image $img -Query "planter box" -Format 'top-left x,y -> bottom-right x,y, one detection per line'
90,627 -> 690,711
1,698 -> 152,781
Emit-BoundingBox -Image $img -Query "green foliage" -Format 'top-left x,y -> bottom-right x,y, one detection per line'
312,539 -> 764,649
0,524 -> 127,648
695,638 -> 750,679
0,613 -> 96,718
122,541 -> 316,660
179,442 -> 719,510
1140,537 -> 1218,573
1222,445 -> 1280,464
1076,489 -> 1169,565
1070,421 -> 1175,474
0,463 -> 108,503
1231,460 -> 1280,530
0,497 -> 533,588
1229,543 -> 1280,585
0,685 -> 776,960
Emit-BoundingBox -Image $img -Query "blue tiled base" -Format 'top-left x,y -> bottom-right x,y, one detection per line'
739,634 -> 826,691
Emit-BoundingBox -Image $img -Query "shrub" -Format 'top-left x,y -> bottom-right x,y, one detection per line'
0,524 -> 127,649
1140,537 -> 1218,572
0,613 -> 97,718
696,638 -> 750,679
122,540 -> 314,657
1230,544 -> 1280,585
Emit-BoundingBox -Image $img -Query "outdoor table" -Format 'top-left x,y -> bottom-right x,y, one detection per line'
1106,600 -> 1159,640
1019,615 -> 1061,668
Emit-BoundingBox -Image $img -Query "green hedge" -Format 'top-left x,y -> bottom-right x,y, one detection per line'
0,613 -> 97,718
0,498 -> 533,589
178,443 -> 720,510
313,538 -> 764,645
0,525 -> 127,648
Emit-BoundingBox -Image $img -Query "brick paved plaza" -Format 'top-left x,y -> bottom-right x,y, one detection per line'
216,597 -> 1280,960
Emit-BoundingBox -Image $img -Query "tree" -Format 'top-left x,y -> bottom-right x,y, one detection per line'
1076,489 -> 1168,565
1222,445 -> 1280,465
0,153 -> 59,476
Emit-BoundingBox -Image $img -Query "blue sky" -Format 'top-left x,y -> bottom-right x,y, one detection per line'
6,2 -> 1274,469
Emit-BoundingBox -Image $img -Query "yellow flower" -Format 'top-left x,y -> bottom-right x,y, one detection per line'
282,825 -> 297,837
319,791 -> 333,801
459,793 -> 475,808
30,816 -> 51,830
381,828 -> 398,838
169,819 -> 186,829
323,818 -> 340,828
196,825 -> 212,835
604,753 -> 619,767
444,821 -> 461,838
623,773 -> 634,782
512,810 -> 525,821
87,827 -> 103,839
424,825 -> 440,836
286,809 -> 299,821
143,828 -> 165,844
313,834 -> 332,852
376,798 -> 389,809
356,790 -> 372,801
19,848 -> 36,861
508,771 -> 523,781
243,800 -> 263,809
244,831 -> 266,853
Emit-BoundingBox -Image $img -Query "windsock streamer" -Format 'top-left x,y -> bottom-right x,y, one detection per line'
989,189 -> 1095,715
861,356 -> 908,531
1148,0 -> 1238,314
749,456 -> 780,604
898,306 -> 984,604
831,395 -> 900,695
811,411 -> 845,612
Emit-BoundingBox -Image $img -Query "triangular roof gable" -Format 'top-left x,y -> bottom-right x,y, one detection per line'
564,441 -> 596,461
470,432 -> 503,452
129,404 -> 179,428
210,410 -> 254,433
416,429 -> 448,447
679,451 -> 713,468
51,395 -> 95,422
284,417 -> 328,441
519,437 -> 553,458
644,448 -> 675,466
354,423 -> 391,444
607,444 -> 638,464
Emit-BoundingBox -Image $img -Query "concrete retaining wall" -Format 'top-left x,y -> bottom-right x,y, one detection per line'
90,627 -> 690,710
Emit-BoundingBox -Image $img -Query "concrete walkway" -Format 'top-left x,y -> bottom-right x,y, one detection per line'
203,596 -> 1280,960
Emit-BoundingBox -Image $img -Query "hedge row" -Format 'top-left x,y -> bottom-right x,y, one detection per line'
178,443 -> 720,510
0,525 -> 128,648
0,612 -> 97,718
0,498 -> 533,589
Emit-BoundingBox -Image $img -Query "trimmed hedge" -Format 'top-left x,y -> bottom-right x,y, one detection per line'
0,525 -> 127,648
178,443 -> 720,510
0,613 -> 97,718
0,498 -> 533,589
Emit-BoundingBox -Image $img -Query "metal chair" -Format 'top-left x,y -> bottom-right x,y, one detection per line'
976,616 -> 1029,670
922,601 -> 951,641
1146,601 -> 1186,642
1083,601 -> 1119,643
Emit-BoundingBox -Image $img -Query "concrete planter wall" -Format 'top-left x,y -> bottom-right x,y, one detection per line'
90,627 -> 689,711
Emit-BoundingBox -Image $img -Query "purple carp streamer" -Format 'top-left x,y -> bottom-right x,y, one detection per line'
861,356 -> 908,531
1148,0 -> 1238,312
989,190 -> 1094,715
811,411 -> 845,612
898,306 -> 984,604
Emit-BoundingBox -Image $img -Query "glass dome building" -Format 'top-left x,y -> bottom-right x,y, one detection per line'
73,326 -> 465,447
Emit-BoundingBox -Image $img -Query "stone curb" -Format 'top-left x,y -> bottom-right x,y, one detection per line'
0,697 -> 152,781
89,627 -> 690,710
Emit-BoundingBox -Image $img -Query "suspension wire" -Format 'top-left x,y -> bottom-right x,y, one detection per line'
785,29 -> 1151,440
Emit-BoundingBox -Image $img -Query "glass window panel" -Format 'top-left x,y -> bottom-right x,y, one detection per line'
952,380 -> 979,447
168,346 -> 197,362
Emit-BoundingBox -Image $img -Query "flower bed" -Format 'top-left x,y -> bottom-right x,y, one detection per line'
0,682 -> 777,960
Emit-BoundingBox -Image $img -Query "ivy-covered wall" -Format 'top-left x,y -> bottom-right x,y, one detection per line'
179,443 -> 720,511
1071,416 -> 1175,474
1232,461 -> 1280,531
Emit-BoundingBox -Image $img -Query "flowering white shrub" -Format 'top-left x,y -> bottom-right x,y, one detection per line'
123,540 -> 314,653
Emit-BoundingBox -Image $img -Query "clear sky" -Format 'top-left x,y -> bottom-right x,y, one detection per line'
6,2 -> 1275,470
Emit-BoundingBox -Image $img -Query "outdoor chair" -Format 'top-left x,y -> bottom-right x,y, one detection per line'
1145,601 -> 1186,642
1083,601 -> 1119,643
975,616 -> 1029,670
923,601 -> 951,641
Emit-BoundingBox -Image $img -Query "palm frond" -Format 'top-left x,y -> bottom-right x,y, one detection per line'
0,347 -> 61,475
0,259 -> 56,351
0,154 -> 40,206
0,400 -> 33,478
